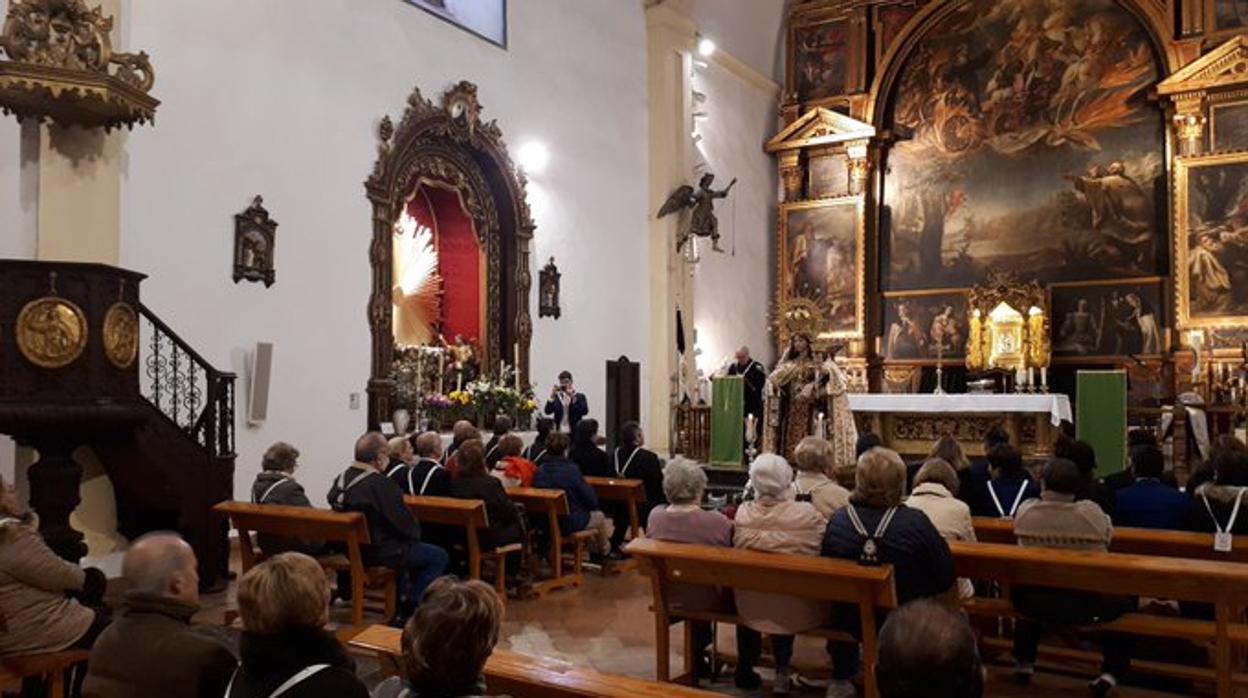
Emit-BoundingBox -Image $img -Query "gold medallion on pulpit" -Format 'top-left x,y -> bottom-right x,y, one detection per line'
103,302 -> 139,369
16,297 -> 88,369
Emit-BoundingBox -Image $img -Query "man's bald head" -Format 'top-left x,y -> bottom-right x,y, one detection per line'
123,532 -> 199,605
876,599 -> 983,698
354,431 -> 389,470
735,346 -> 750,364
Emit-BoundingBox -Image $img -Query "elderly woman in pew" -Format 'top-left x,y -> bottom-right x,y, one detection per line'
227,552 -> 368,697
822,447 -> 954,698
1010,458 -> 1133,697
607,421 -> 665,555
644,457 -> 733,679
451,439 -> 530,588
791,436 -> 851,519
372,578 -> 505,698
0,472 -> 109,694
732,454 -> 829,694
251,442 -> 326,556
904,458 -> 975,601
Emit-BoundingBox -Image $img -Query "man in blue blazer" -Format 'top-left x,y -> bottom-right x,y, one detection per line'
544,370 -> 588,432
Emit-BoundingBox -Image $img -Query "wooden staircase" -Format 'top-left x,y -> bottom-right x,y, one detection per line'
0,260 -> 235,588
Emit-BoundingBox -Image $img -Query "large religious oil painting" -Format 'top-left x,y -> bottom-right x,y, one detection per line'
882,291 -> 969,362
1175,153 -> 1248,329
1049,280 -> 1165,359
882,0 -> 1165,292
779,198 -> 865,339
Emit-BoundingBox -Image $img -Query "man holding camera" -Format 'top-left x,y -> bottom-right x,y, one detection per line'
544,370 -> 588,433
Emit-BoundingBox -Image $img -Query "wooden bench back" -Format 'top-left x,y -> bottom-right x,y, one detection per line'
584,476 -> 645,502
950,540 -> 1248,603
972,517 -> 1248,563
626,538 -> 898,608
348,625 -> 722,697
405,496 -> 489,528
213,501 -> 370,544
506,487 -> 570,515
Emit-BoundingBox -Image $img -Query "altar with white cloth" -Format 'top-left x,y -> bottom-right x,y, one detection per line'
846,393 -> 1072,458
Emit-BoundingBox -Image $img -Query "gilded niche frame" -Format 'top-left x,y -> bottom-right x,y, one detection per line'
776,196 -> 866,341
365,81 -> 535,429
1173,151 -> 1248,330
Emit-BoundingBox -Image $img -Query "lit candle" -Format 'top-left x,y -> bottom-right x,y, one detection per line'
1027,367 -> 1034,387
457,373 -> 463,393
1041,367 -> 1048,389
514,343 -> 521,390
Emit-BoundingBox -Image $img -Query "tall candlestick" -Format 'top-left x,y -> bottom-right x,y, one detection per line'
513,343 -> 521,390
438,354 -> 446,394
457,373 -> 463,393
1027,367 -> 1034,388
1041,367 -> 1048,390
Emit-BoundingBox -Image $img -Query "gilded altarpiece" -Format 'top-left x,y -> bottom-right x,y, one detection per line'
773,0 -> 1248,463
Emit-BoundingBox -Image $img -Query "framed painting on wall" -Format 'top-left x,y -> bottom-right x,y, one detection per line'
778,197 -> 865,339
808,153 -> 849,199
787,6 -> 864,106
1211,0 -> 1248,34
1211,100 -> 1248,152
880,290 -> 969,362
1049,279 -> 1166,360
1175,152 -> 1248,329
404,0 -> 507,48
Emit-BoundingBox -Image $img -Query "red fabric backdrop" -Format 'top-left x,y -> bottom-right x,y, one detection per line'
406,185 -> 481,344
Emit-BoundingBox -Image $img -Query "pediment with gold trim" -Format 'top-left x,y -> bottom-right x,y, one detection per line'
1158,36 -> 1248,98
765,107 -> 875,154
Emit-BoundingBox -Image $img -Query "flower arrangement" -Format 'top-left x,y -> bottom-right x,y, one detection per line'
408,370 -> 537,429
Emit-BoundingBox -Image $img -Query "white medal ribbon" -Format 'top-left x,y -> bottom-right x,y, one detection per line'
988,480 -> 1028,519
1203,488 -> 1245,553
614,447 -> 641,477
254,474 -> 292,504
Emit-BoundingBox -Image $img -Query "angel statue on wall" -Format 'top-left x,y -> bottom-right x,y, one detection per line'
656,172 -> 737,252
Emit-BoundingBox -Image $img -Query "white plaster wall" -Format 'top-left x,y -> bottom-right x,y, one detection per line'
690,0 -> 787,82
691,59 -> 779,379
120,0 -> 648,501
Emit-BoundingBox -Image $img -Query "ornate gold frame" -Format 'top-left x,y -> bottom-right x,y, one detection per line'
365,81 -> 534,429
785,2 -> 867,111
776,196 -> 867,342
1173,151 -> 1248,330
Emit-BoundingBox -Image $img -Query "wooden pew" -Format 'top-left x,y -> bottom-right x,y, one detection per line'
626,537 -> 897,698
972,516 -> 1248,563
584,476 -> 645,540
404,495 -> 524,598
0,649 -> 90,698
506,487 -> 594,595
949,540 -> 1248,697
213,501 -> 396,628
347,624 -> 723,697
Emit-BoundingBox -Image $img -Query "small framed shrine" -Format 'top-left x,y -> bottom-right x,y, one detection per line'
233,196 -> 277,287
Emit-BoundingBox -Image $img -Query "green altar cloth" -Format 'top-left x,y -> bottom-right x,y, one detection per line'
1076,370 -> 1128,476
711,376 -> 744,468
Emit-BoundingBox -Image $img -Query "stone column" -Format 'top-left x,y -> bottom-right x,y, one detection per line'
646,0 -> 697,455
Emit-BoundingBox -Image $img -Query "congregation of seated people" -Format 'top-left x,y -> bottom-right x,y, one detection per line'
5,420 -> 1242,698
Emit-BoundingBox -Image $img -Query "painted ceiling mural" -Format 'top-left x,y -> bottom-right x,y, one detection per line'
882,0 -> 1165,291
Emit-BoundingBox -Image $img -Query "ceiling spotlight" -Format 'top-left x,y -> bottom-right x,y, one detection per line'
517,141 -> 549,174
697,37 -> 716,57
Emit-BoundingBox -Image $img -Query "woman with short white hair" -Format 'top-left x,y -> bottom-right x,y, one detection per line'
732,453 -> 828,694
645,457 -> 733,680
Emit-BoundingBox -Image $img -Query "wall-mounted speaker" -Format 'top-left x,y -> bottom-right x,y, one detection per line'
247,342 -> 274,426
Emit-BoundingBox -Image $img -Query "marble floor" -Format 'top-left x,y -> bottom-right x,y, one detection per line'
197,561 -> 1197,697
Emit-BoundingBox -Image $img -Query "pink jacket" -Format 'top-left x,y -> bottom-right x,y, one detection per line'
732,498 -> 828,634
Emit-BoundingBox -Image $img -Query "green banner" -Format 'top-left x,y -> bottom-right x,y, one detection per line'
1076,370 -> 1128,476
711,376 -> 745,468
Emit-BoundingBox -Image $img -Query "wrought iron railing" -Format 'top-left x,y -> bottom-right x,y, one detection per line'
138,305 -> 236,458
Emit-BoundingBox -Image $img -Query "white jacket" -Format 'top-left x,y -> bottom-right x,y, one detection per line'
906,482 -> 975,599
